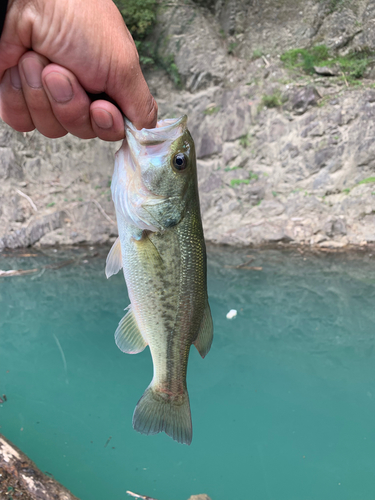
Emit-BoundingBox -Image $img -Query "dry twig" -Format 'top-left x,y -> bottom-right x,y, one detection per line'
126,491 -> 158,500
16,189 -> 38,212
91,199 -> 115,224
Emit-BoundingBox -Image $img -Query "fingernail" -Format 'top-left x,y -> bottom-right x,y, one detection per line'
21,58 -> 44,88
44,72 -> 73,103
91,108 -> 114,129
10,67 -> 22,89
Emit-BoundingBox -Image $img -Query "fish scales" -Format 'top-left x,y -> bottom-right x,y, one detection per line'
106,115 -> 213,445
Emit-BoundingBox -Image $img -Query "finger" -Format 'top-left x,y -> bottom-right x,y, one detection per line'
42,65 -> 96,140
90,100 -> 125,142
109,9 -> 158,130
18,52 -> 68,139
109,50 -> 158,131
0,67 -> 34,132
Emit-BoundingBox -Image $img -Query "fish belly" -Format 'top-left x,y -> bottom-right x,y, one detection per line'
118,211 -> 207,444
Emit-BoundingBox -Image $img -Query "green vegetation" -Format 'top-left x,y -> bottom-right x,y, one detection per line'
230,171 -> 258,187
225,165 -> 241,172
261,90 -> 282,108
239,133 -> 251,148
203,105 -> 221,116
161,55 -> 181,87
252,49 -> 263,60
228,41 -> 239,55
231,179 -> 250,187
113,0 -> 182,86
324,0 -> 349,13
342,188 -> 351,194
114,0 -> 156,39
46,202 -> 56,207
358,177 -> 375,185
280,44 -> 375,83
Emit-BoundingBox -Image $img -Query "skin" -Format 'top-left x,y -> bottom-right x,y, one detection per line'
0,0 -> 158,140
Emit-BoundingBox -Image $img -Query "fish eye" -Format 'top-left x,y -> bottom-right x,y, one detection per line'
173,153 -> 188,171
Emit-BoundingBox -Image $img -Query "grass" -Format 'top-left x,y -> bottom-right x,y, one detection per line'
324,0 -> 349,13
239,134 -> 251,148
252,49 -> 263,60
230,172 -> 258,187
261,90 -> 282,108
280,44 -> 374,83
228,41 -> 239,55
357,177 -> 375,185
341,178 -> 375,195
225,165 -> 241,172
231,179 -> 250,187
203,105 -> 220,116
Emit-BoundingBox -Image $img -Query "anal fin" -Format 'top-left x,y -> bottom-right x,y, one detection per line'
105,237 -> 122,278
194,301 -> 213,358
115,305 -> 148,354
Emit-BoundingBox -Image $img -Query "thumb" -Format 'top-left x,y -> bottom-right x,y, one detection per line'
105,45 -> 158,130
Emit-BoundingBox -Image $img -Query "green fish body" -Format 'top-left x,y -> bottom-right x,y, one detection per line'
106,116 -> 213,445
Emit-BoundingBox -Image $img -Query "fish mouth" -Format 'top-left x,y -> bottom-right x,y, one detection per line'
125,115 -> 187,147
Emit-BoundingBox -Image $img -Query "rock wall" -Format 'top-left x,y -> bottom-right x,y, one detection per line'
1,0 -> 375,250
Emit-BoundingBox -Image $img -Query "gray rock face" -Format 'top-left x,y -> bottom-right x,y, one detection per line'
2,0 -> 375,250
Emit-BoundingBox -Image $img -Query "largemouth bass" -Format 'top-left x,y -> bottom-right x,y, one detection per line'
106,115 -> 213,445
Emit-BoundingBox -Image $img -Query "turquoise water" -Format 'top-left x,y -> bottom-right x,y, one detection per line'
1,246 -> 375,500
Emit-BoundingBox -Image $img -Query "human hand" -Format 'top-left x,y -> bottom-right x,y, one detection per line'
0,0 -> 158,140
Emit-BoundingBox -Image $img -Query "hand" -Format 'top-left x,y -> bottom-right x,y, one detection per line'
0,0 -> 158,140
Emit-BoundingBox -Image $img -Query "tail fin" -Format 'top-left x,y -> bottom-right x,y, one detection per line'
132,385 -> 192,445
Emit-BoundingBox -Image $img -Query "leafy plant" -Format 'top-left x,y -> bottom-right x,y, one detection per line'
114,0 -> 157,67
114,0 -> 156,38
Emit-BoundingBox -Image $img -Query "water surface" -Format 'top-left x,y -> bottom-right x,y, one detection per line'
1,246 -> 375,500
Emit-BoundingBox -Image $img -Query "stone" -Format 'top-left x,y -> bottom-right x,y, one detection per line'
187,494 -> 212,500
0,148 -> 18,180
287,86 -> 321,115
324,217 -> 347,237
314,65 -> 339,76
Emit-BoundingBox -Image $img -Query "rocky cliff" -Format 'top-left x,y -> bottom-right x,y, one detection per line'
2,0 -> 375,251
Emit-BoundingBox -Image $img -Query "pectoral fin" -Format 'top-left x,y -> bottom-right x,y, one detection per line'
105,237 -> 122,278
194,301 -> 213,358
134,232 -> 163,267
115,305 -> 148,354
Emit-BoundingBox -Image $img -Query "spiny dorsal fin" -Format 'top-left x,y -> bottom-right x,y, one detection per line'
115,305 -> 148,354
194,301 -> 213,359
105,237 -> 122,278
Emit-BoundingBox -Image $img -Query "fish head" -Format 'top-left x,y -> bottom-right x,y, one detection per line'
112,115 -> 196,232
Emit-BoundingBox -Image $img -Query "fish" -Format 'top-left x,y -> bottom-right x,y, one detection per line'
106,115 -> 213,445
